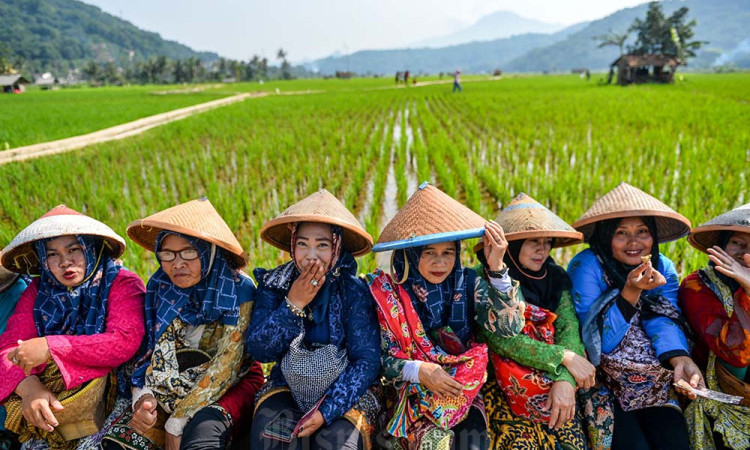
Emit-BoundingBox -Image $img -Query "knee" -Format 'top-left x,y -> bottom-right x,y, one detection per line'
181,407 -> 231,450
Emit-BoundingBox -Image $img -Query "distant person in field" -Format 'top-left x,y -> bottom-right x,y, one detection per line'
103,198 -> 264,450
0,205 -> 146,450
404,70 -> 410,85
453,69 -> 462,93
395,71 -> 401,85
679,204 -> 750,450
476,194 -> 591,450
247,190 -> 380,450
568,183 -> 702,450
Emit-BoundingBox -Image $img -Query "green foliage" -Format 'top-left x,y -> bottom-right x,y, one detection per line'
0,74 -> 747,279
628,2 -> 704,59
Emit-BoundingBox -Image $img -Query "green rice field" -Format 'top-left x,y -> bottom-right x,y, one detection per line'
0,73 -> 747,278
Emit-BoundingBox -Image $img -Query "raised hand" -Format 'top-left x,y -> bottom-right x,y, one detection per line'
482,221 -> 509,272
708,246 -> 750,294
287,259 -> 326,309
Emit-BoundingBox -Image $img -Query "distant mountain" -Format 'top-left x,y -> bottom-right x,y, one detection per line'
309,24 -> 585,75
0,0 -> 219,73
311,0 -> 749,74
504,0 -> 750,72
413,10 -> 567,48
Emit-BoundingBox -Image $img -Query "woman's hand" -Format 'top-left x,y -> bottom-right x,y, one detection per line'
15,376 -> 63,432
418,362 -> 464,398
709,246 -> 750,295
670,355 -> 705,400
295,410 -> 325,438
8,338 -> 51,376
561,350 -> 596,389
621,261 -> 666,305
164,432 -> 182,450
544,380 -> 575,430
129,394 -> 158,434
482,221 -> 509,273
287,260 -> 326,309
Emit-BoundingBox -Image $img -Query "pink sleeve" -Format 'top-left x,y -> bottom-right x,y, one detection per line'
0,280 -> 44,401
47,270 -> 146,390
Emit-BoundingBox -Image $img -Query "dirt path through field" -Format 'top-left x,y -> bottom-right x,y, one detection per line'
0,91 -> 268,165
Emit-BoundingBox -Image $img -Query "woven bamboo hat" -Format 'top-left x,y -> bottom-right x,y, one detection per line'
474,193 -> 582,253
127,198 -> 247,268
1,205 -> 126,275
373,182 -> 485,252
573,182 -> 691,243
260,189 -> 373,257
688,203 -> 750,253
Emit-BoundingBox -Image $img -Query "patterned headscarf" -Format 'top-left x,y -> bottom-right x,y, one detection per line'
32,235 -> 121,336
132,231 -> 254,387
392,241 -> 473,343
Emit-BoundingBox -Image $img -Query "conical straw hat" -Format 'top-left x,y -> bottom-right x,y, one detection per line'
573,182 -> 691,243
260,189 -> 373,257
474,193 -> 582,253
1,205 -> 126,275
688,203 -> 750,253
127,198 -> 247,268
373,182 -> 485,252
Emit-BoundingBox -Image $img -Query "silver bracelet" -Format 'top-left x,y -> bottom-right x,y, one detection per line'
285,296 -> 306,318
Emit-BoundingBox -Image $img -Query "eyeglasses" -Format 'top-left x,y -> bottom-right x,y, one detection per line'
156,249 -> 199,262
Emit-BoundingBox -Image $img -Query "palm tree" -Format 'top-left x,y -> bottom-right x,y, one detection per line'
594,30 -> 629,56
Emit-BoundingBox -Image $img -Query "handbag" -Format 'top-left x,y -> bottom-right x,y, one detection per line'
492,303 -> 556,423
598,312 -> 673,411
280,330 -> 348,412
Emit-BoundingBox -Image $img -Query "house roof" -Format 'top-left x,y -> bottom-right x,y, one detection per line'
0,74 -> 30,86
611,54 -> 683,68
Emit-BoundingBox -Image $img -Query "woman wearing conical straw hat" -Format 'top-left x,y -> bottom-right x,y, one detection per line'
679,204 -> 750,450
473,193 -> 591,449
246,189 -> 380,449
102,198 -> 264,450
368,182 -> 525,450
0,205 -> 146,450
567,182 -> 701,450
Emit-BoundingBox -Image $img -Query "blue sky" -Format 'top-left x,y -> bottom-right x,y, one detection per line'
82,0 -> 650,62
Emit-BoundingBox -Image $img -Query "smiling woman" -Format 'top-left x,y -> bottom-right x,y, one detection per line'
567,182 -> 699,450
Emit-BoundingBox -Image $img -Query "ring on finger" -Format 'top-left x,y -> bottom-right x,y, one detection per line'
310,279 -> 319,287
12,356 -> 19,364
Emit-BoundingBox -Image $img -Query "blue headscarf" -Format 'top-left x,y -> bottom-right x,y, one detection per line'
32,235 -> 121,336
132,231 -> 254,388
391,241 -> 474,343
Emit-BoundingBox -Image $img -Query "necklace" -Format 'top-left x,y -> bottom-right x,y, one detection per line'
507,252 -> 547,280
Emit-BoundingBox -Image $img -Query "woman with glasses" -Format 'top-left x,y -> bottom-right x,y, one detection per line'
102,198 -> 264,450
568,183 -> 701,450
0,205 -> 146,450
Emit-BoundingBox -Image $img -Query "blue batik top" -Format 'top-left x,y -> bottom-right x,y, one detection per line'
246,251 -> 380,424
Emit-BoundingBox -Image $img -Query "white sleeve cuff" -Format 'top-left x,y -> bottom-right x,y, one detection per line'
489,271 -> 513,293
164,416 -> 189,436
131,386 -> 155,411
402,360 -> 423,383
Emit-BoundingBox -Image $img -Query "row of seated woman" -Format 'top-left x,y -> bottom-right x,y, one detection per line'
0,181 -> 747,450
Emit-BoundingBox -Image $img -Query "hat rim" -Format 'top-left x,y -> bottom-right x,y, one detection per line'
127,218 -> 248,268
688,224 -> 750,253
574,209 -> 691,243
2,215 -> 126,275
260,214 -> 373,257
473,230 -> 583,253
373,227 -> 485,253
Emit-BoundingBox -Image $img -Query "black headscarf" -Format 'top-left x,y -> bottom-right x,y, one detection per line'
498,239 -> 571,311
712,231 -> 742,294
589,217 -> 660,290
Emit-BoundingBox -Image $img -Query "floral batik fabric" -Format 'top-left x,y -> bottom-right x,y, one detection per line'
684,267 -> 750,450
368,269 -> 489,445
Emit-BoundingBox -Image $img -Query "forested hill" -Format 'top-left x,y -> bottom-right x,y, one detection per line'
0,0 -> 219,73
